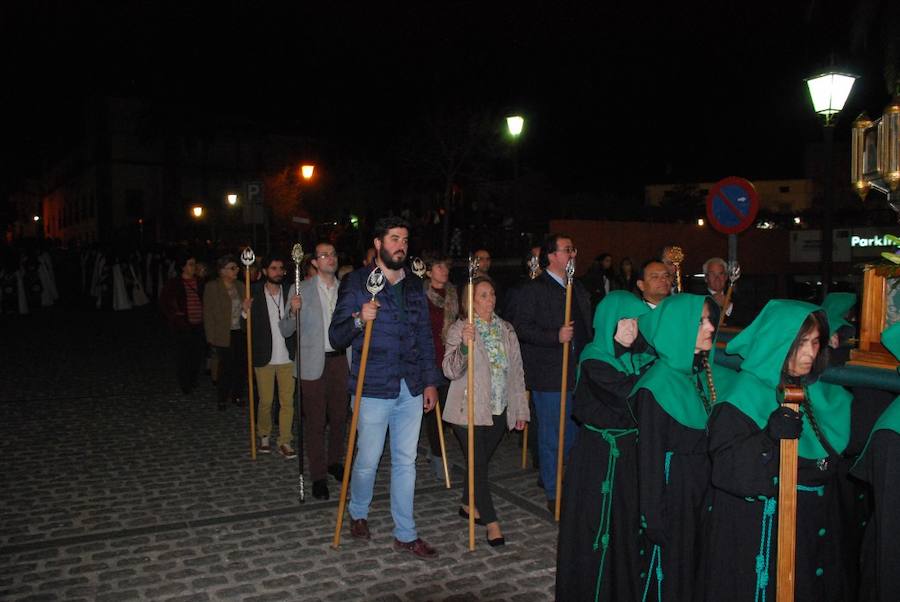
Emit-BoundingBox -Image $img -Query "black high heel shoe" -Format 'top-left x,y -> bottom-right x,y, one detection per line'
458,507 -> 485,526
486,534 -> 505,547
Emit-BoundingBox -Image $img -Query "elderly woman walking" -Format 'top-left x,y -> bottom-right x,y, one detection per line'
443,276 -> 529,546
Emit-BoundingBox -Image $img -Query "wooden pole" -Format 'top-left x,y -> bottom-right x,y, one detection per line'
776,385 -> 804,602
555,278 -> 574,522
717,261 -> 741,330
466,265 -> 476,551
521,394 -> 529,469
241,248 -> 257,461
434,401 -> 451,488
332,268 -> 385,550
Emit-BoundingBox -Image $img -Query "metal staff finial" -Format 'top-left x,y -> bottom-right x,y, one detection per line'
528,254 -> 540,280
366,267 -> 386,300
240,247 -> 255,267
468,253 -> 480,282
291,243 -> 305,293
664,246 -> 685,292
565,257 -> 575,286
727,260 -> 741,285
410,256 -> 426,279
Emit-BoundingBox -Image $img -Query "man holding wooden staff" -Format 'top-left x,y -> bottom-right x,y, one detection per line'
329,217 -> 442,560
509,233 -> 592,511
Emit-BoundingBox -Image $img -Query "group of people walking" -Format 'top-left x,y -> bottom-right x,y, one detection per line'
556,285 -> 899,601
153,215 -> 900,600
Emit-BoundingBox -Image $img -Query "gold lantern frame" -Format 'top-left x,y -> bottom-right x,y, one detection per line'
851,94 -> 900,201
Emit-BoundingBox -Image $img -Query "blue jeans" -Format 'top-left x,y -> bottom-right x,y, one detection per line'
349,379 -> 423,542
532,390 -> 578,501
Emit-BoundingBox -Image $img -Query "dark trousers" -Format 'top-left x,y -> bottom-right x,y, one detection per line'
452,410 -> 507,524
300,354 -> 349,481
214,330 -> 245,405
423,383 -> 449,457
175,325 -> 206,393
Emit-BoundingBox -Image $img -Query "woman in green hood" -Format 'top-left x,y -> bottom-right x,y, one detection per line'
703,299 -> 856,601
630,293 -> 719,602
851,322 -> 900,602
556,291 -> 654,602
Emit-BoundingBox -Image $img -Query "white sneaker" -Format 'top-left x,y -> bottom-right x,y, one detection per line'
259,436 -> 271,454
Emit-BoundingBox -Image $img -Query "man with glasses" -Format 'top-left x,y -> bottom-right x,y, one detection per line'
509,234 -> 593,510
280,241 -> 348,500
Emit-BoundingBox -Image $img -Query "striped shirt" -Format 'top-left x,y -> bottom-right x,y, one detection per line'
183,278 -> 202,325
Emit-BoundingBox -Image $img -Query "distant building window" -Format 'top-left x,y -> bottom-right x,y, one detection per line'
779,186 -> 790,193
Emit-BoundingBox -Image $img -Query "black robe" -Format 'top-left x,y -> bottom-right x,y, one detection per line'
556,354 -> 645,602
851,412 -> 900,601
633,388 -> 710,602
702,402 -> 852,602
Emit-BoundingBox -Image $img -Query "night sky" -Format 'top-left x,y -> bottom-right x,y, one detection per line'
1,1 -> 894,207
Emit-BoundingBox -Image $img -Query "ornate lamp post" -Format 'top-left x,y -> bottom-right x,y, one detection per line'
805,70 -> 857,298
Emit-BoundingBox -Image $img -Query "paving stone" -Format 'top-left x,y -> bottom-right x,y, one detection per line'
144,582 -> 188,598
191,575 -> 229,589
213,584 -> 257,599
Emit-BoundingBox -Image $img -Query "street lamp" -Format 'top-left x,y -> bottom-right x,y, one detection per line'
805,68 -> 857,298
32,215 -> 40,222
301,164 -> 315,180
806,72 -> 857,126
226,193 -> 238,206
506,115 -> 524,137
191,205 -> 204,218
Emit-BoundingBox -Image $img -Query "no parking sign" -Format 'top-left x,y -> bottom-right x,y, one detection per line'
705,177 -> 759,235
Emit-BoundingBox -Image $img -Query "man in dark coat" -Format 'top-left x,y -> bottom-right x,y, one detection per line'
509,233 -> 592,508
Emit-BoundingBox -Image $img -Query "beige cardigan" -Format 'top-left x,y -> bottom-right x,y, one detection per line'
442,317 -> 529,429
203,278 -> 245,347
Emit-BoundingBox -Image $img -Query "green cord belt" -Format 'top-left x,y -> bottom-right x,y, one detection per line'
582,425 -> 639,602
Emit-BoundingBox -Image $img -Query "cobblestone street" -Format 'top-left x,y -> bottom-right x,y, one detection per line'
1,308 -> 559,601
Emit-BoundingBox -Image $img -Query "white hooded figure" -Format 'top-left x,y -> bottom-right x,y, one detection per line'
129,264 -> 149,306
111,261 -> 132,311
37,252 -> 58,307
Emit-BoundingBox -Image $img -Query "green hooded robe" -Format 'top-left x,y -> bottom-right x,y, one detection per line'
704,299 -> 857,602
630,294 -> 716,602
557,291 -> 654,602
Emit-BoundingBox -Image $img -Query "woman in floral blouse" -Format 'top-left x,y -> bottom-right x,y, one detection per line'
443,276 -> 530,546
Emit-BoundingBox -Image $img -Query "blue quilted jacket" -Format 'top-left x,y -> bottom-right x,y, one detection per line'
329,264 -> 442,399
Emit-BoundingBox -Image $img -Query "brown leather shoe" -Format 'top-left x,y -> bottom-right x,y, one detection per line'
349,518 -> 370,540
393,538 -> 438,560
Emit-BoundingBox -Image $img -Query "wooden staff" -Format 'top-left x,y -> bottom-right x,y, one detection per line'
412,257 -> 451,489
776,385 -> 804,602
717,261 -> 741,330
240,247 -> 257,460
465,253 -> 479,550
522,254 -> 539,469
521,392 -> 530,469
291,243 -> 306,503
332,267 -> 386,549
555,257 -> 575,522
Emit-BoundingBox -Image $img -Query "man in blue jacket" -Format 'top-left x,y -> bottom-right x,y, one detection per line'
329,217 -> 442,559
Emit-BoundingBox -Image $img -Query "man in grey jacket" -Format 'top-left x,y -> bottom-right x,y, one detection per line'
280,241 -> 348,500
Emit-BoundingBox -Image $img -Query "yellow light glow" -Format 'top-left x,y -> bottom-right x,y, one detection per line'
697,218 -> 704,226
33,215 -> 40,222
192,206 -> 204,218
794,217 -> 801,225
226,193 -> 238,206
301,164 -> 315,180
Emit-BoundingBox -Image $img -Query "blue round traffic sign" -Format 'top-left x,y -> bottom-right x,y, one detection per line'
705,177 -> 759,235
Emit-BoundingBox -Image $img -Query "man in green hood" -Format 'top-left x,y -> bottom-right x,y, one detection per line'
630,293 -> 719,601
556,291 -> 654,601
703,299 -> 857,601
